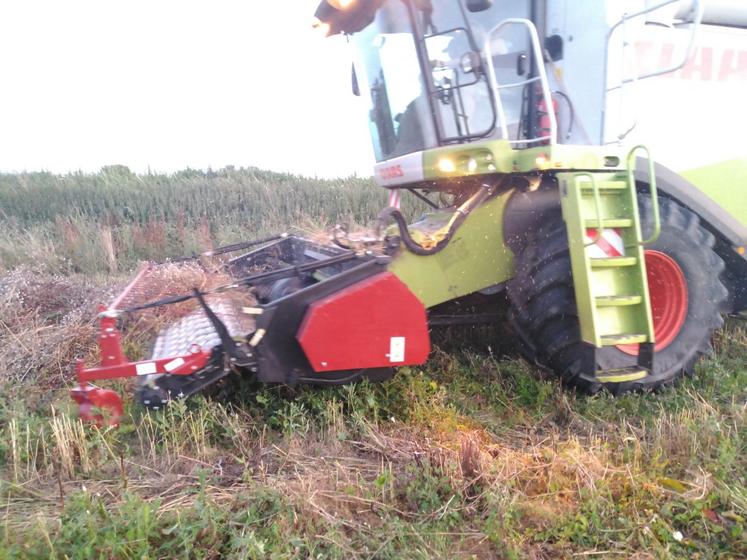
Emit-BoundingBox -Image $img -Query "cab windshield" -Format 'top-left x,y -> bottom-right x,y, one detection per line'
352,0 -> 531,162
352,1 -> 432,161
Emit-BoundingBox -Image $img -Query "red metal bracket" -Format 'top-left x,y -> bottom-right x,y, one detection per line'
71,385 -> 124,426
76,345 -> 212,384
71,296 -> 213,426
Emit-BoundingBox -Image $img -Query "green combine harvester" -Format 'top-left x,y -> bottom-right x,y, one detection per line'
69,0 -> 747,424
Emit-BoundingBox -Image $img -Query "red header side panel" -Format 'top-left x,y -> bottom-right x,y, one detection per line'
297,272 -> 430,373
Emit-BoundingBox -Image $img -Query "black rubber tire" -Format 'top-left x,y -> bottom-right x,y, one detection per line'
508,194 -> 729,394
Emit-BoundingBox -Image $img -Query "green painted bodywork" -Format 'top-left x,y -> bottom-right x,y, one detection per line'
421,140 -> 628,180
387,191 -> 514,308
681,158 -> 747,227
384,141 -> 640,313
382,140 -> 660,357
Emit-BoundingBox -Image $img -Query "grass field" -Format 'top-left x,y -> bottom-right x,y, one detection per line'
0,168 -> 745,559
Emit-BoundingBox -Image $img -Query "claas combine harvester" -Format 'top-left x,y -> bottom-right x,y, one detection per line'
70,0 -> 747,425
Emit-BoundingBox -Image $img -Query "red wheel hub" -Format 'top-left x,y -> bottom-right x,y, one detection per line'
618,250 -> 688,355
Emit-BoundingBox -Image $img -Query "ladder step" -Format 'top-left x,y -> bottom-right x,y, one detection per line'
600,333 -> 648,346
563,171 -> 654,356
590,256 -> 638,268
595,367 -> 649,384
579,181 -> 627,193
595,295 -> 643,307
584,218 -> 633,229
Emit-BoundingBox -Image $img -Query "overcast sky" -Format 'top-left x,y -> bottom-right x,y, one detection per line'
0,1 -> 374,177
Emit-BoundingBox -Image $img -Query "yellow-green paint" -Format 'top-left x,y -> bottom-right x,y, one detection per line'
596,368 -> 648,383
386,141 -> 663,347
387,192 -> 514,308
420,140 -> 628,181
681,158 -> 747,227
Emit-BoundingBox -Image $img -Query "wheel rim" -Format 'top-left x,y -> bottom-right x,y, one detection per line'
618,250 -> 689,355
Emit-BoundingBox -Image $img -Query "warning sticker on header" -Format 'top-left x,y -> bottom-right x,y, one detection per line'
389,337 -> 405,363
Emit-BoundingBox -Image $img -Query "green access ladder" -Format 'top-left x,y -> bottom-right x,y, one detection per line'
559,146 -> 660,383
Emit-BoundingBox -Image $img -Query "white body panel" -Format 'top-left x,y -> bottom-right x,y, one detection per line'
374,150 -> 425,187
605,20 -> 747,174
675,0 -> 747,27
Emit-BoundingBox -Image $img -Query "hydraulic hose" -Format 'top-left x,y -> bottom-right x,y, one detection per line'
378,183 -> 494,256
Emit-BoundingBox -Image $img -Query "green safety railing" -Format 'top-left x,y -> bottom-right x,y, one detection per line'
578,172 -> 605,247
627,145 -> 660,245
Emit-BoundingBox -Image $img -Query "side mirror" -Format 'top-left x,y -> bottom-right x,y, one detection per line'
352,64 -> 360,96
466,0 -> 493,13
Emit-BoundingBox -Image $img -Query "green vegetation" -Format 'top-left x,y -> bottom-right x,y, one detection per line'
0,166 -> 387,274
0,168 -> 745,558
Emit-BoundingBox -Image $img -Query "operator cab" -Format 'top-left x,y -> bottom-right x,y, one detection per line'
315,0 -> 559,165
316,0 -> 714,190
